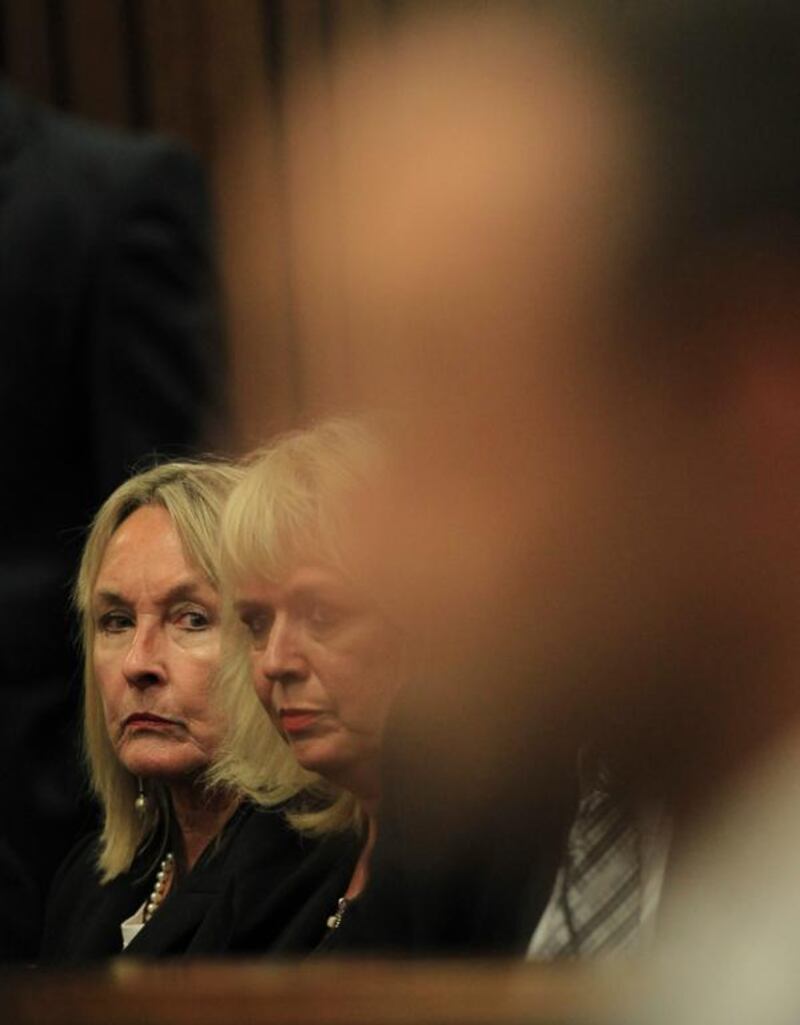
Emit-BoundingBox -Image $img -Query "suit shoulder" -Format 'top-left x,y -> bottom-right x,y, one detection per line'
2,92 -> 207,246
45,109 -> 205,195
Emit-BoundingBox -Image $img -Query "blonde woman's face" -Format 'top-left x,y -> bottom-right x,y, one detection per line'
235,566 -> 401,797
92,505 -> 224,782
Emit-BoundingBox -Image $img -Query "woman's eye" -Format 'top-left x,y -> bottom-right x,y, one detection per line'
98,611 -> 133,633
242,612 -> 271,642
307,602 -> 341,629
175,608 -> 210,631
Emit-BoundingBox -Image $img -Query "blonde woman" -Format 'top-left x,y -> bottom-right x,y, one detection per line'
41,461 -> 349,961
212,419 -> 405,946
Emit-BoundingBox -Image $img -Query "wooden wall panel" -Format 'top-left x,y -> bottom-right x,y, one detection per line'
138,0 -> 211,156
2,0 -> 54,104
62,0 -> 130,127
280,0 -> 387,423
204,0 -> 304,445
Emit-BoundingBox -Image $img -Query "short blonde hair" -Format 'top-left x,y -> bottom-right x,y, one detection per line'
211,418 -> 387,836
75,460 -> 248,882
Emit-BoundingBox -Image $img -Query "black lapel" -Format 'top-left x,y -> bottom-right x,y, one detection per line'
120,811 -> 250,958
122,885 -> 221,957
70,869 -> 151,960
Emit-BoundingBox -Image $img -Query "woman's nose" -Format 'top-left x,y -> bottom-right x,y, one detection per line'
122,621 -> 167,688
257,614 -> 307,684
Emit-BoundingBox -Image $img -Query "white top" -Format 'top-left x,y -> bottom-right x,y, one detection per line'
120,901 -> 147,950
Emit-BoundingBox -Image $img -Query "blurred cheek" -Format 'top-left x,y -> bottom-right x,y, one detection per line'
349,404 -> 592,661
347,636 -> 404,733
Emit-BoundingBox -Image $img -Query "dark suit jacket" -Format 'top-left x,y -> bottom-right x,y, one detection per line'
0,840 -> 42,962
0,82 -> 223,957
40,805 -> 360,962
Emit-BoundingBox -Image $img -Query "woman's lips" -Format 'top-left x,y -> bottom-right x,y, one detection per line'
279,709 -> 322,734
122,713 -> 179,733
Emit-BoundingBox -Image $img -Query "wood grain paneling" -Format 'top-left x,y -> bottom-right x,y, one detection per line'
2,0 -> 54,104
0,959 -> 620,1025
63,0 -> 130,127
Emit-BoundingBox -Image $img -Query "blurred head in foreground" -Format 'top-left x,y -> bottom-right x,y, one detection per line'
282,0 -> 800,818
214,419 -> 403,835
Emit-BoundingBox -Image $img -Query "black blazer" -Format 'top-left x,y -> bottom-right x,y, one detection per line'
40,805 -> 360,963
0,82 -> 223,957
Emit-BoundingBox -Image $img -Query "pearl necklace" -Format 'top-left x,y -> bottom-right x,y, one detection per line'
143,852 -> 175,924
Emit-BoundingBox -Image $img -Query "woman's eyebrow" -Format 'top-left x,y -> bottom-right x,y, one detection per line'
93,590 -> 127,609
162,580 -> 208,604
233,598 -> 266,614
92,579 -> 208,610
291,584 -> 339,605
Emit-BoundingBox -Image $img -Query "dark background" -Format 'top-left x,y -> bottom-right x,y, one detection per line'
0,0 -> 398,449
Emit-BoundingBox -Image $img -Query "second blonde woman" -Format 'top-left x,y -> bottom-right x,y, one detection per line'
212,420 -> 404,948
41,460 -> 355,961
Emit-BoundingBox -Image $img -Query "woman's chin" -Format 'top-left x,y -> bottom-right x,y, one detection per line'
289,739 -> 364,790
119,734 -> 209,780
291,741 -> 340,774
121,749 -> 209,783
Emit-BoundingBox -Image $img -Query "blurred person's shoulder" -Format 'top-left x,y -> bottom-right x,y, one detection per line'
0,80 -> 205,217
630,727 -> 800,1025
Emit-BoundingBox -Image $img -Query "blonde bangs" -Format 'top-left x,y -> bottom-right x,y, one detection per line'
221,418 -> 381,590
220,455 -> 316,588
